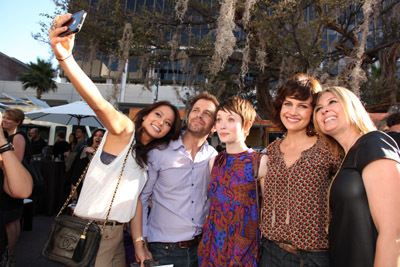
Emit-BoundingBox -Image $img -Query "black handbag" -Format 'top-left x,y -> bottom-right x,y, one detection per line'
42,141 -> 133,266
42,215 -> 101,266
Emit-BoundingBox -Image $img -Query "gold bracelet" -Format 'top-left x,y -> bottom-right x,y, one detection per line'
133,236 -> 145,243
56,54 -> 72,61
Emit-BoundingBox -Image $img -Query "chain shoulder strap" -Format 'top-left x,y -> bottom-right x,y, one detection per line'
57,152 -> 97,217
57,140 -> 134,234
101,142 -> 133,231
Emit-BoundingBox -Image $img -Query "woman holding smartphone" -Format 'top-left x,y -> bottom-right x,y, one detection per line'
49,13 -> 181,267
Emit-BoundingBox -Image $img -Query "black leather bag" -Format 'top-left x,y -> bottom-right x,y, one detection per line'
42,140 -> 133,266
41,215 -> 101,267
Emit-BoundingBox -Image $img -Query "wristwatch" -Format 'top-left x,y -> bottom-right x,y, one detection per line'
0,143 -> 14,154
133,236 -> 145,243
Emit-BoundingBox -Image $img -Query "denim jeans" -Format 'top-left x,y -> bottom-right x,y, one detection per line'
148,242 -> 198,267
259,238 -> 329,267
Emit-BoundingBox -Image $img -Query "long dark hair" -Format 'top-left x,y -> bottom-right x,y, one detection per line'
133,101 -> 181,169
87,128 -> 105,147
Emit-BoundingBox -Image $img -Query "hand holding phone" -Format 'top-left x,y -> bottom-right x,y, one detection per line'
59,10 -> 87,37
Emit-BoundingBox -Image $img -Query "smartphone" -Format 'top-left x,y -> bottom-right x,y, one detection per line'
59,10 -> 87,37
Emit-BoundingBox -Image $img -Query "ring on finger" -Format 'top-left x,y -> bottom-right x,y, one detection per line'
50,22 -> 56,31
50,15 -> 60,31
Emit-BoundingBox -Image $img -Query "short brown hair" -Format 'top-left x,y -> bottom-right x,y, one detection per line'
185,91 -> 219,121
272,74 -> 321,136
5,108 -> 25,126
218,96 -> 256,138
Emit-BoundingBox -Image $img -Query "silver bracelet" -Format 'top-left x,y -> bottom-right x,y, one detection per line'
56,54 -> 72,61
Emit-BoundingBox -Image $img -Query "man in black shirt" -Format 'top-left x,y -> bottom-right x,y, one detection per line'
386,112 -> 400,148
29,128 -> 47,156
53,132 -> 70,160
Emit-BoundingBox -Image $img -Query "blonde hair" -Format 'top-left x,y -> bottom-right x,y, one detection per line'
218,96 -> 256,138
313,86 -> 376,155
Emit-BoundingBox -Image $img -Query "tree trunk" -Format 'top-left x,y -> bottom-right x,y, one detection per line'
36,88 -> 42,99
378,41 -> 400,106
109,23 -> 134,108
256,71 -> 274,120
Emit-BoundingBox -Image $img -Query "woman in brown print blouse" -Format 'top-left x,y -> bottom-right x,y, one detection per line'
258,74 -> 342,267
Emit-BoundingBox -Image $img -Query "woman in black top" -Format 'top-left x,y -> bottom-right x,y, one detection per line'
0,109 -> 28,265
314,86 -> 400,267
0,113 -> 33,266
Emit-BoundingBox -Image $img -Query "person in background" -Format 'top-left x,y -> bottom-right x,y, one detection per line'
259,74 -> 342,267
29,128 -> 47,156
49,13 -> 182,266
53,132 -> 70,161
64,133 -> 77,171
65,128 -> 106,199
314,86 -> 400,267
65,127 -> 86,172
198,97 -> 267,266
67,133 -> 77,152
72,126 -> 87,153
0,112 -> 33,267
140,91 -> 219,267
0,109 -> 31,266
81,129 -> 105,160
385,112 -> 400,148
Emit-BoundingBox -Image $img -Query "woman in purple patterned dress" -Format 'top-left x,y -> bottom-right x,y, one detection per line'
198,97 -> 267,266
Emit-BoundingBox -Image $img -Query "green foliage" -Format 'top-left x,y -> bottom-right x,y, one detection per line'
18,59 -> 58,99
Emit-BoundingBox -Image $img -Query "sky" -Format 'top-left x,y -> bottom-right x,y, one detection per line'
0,0 -> 58,66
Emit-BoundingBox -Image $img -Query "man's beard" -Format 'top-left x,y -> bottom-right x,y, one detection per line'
187,120 -> 211,138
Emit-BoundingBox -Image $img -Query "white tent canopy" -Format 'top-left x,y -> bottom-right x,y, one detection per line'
25,101 -> 103,128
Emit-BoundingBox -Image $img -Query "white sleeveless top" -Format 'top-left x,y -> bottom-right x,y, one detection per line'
74,131 -> 147,223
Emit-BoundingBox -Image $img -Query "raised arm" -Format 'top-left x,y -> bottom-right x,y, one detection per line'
362,159 -> 400,267
48,14 -> 133,136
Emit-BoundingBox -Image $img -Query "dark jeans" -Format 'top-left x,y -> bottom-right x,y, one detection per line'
148,242 -> 198,267
259,238 -> 329,267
